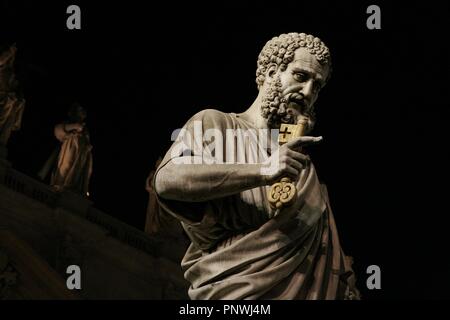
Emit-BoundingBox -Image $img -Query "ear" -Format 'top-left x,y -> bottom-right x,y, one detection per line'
265,63 -> 278,81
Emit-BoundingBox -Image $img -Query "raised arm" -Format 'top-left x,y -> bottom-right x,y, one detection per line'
54,123 -> 84,142
155,160 -> 265,202
154,136 -> 321,202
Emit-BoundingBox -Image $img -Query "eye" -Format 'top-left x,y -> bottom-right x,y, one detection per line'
293,72 -> 308,82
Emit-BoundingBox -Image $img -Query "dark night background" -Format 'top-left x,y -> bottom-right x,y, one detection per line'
1,0 -> 449,299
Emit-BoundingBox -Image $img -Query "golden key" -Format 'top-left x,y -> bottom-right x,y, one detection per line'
268,116 -> 309,211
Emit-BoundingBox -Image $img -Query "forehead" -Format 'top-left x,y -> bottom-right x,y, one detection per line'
288,47 -> 329,81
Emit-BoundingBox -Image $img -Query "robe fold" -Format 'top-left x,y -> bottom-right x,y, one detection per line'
152,109 -> 359,300
0,92 -> 25,146
0,47 -> 24,146
51,125 -> 93,195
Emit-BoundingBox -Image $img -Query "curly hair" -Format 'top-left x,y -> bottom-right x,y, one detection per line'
256,33 -> 331,89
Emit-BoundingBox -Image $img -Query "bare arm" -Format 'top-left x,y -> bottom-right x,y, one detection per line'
54,123 -> 84,142
154,136 -> 321,202
155,159 -> 266,202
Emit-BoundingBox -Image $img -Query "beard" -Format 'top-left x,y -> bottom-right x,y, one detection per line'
260,76 -> 316,132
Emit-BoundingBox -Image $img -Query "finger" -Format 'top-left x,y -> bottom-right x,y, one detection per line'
286,136 -> 323,149
287,149 -> 309,165
283,166 -> 299,180
286,157 -> 304,172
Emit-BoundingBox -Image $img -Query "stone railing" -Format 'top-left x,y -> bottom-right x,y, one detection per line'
86,207 -> 169,259
1,163 -> 59,208
0,158 -> 182,263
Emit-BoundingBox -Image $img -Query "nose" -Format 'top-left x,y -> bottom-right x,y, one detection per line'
299,79 -> 314,101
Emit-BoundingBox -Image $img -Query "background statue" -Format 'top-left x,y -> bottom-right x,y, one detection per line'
39,103 -> 93,196
0,44 -> 25,147
151,33 -> 360,299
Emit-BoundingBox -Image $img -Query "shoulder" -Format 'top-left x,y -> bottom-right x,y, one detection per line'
185,108 -> 233,129
189,108 -> 229,121
54,123 -> 69,142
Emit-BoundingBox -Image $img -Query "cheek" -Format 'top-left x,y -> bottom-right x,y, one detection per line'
280,79 -> 302,94
279,73 -> 297,89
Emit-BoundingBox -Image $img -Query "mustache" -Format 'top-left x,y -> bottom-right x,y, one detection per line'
284,93 -> 311,114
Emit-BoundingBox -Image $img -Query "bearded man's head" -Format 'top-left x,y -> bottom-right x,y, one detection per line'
256,33 -> 331,129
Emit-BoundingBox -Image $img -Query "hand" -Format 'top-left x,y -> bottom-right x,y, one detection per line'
262,136 -> 322,185
73,123 -> 84,132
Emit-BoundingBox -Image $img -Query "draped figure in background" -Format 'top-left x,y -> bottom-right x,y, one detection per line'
39,103 -> 93,196
0,44 -> 25,147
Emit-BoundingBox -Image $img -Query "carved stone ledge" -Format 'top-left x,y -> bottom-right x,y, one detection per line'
56,190 -> 93,218
0,249 -> 19,299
